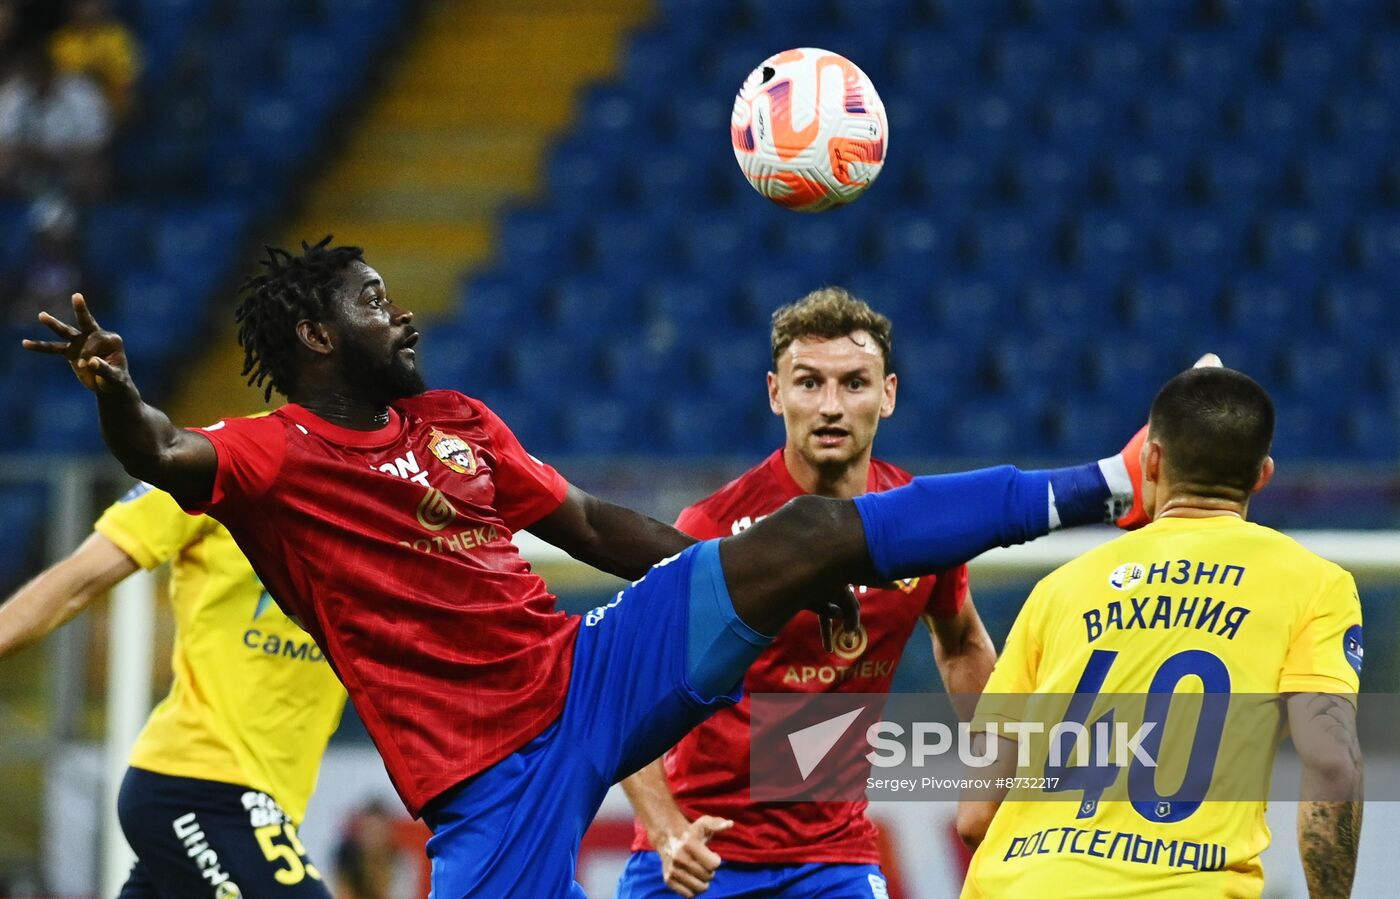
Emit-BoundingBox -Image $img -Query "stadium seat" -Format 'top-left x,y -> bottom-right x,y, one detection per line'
1134,91 -> 1220,159
1168,33 -> 1257,101
674,211 -> 761,275
1200,145 -> 1286,210
1103,147 -> 1188,208
1342,405 -> 1400,462
1123,273 -> 1220,336
1230,92 -> 1314,159
928,275 -> 1011,345
1294,148 -> 1375,210
456,273 -> 547,345
475,391 -> 560,452
1086,337 -> 1183,404
988,31 -> 1068,101
1281,343 -> 1368,401
1326,92 -> 1396,164
1156,208 -> 1246,275
912,144 -> 999,211
586,210 -> 673,274
1224,275 -> 1312,342
946,397 -> 1035,458
1256,211 -> 1345,285
552,275 -> 640,338
1082,31 -> 1156,97
599,340 -> 697,403
1319,276 -> 1393,347
1040,92 -> 1120,149
497,207 -> 581,277
967,209 -> 1055,286
1053,397 -> 1141,458
951,91 -> 1028,155
642,279 -> 733,336
655,394 -> 762,456
698,338 -> 774,399
1021,275 -> 1110,329
505,336 -> 590,400
1352,212 -> 1400,274
1007,147 -> 1092,210
558,397 -> 650,455
1070,209 -> 1152,281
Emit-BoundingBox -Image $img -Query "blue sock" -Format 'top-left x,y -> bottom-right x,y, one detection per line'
853,463 -> 1116,581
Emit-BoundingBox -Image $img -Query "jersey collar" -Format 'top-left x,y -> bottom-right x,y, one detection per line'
278,403 -> 406,448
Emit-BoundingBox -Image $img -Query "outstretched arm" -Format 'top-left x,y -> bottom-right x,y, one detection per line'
526,486 -> 696,581
621,760 -> 731,898
0,532 -> 138,659
22,294 -> 216,505
1289,692 -> 1363,899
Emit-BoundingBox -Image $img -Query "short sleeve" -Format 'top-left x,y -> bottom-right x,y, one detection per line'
923,564 -> 970,619
1280,570 -> 1363,695
474,401 -> 568,529
674,504 -> 725,540
971,579 -> 1047,731
180,415 -> 287,515
94,482 -> 209,570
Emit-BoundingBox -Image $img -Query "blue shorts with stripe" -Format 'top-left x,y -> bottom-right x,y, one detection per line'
617,851 -> 891,899
422,540 -> 771,898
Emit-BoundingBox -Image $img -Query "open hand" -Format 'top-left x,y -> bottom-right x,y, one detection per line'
21,293 -> 131,394
659,816 -> 732,897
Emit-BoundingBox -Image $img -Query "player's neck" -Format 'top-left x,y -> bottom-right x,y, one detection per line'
1155,494 -> 1248,521
294,390 -> 392,431
783,446 -> 871,499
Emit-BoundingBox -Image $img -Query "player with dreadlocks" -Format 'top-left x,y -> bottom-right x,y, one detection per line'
25,238 -> 1152,896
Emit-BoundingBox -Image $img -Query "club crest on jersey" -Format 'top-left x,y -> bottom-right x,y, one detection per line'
1108,562 -> 1146,592
417,488 -> 458,532
830,622 -> 869,661
428,428 -> 478,475
893,577 -> 920,594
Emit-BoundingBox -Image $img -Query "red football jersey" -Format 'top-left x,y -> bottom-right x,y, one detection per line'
183,390 -> 575,816
632,450 -> 969,864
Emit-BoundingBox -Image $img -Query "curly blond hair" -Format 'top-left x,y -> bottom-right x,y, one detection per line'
769,287 -> 892,371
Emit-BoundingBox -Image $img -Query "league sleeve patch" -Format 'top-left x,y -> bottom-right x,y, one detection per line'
1343,625 -> 1364,676
118,482 -> 154,503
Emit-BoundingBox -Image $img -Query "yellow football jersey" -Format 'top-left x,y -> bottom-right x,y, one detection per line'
95,483 -> 347,823
964,515 -> 1362,899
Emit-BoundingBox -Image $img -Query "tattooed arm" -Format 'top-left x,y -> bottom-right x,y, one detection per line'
1287,692 -> 1363,899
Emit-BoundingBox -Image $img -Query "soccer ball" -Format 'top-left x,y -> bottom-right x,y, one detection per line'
731,48 -> 888,212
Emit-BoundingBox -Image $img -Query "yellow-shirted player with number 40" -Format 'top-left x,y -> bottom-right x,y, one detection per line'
958,365 -> 1364,899
0,464 -> 347,898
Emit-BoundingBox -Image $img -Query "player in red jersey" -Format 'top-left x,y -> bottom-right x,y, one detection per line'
618,288 -> 997,898
24,239 -> 1146,897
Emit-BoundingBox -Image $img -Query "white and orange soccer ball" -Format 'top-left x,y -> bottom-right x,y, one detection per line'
731,48 -> 888,212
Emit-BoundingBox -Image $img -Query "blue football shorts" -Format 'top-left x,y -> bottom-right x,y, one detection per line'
421,539 -> 771,898
616,851 -> 891,899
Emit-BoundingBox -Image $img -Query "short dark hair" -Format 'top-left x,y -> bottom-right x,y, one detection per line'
1148,367 -> 1275,499
234,236 -> 364,401
770,287 -> 893,371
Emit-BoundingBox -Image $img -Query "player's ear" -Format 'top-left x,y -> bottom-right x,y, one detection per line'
1144,440 -> 1164,484
880,372 -> 896,418
767,371 -> 783,416
296,319 -> 334,356
1252,456 -> 1275,494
